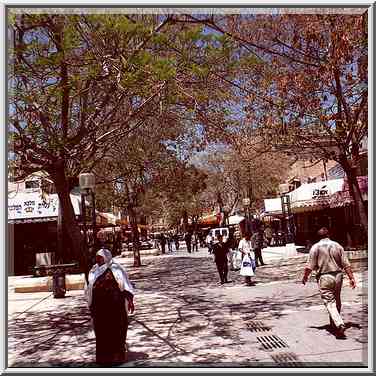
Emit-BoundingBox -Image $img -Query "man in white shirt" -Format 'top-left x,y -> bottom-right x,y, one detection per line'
238,234 -> 255,286
302,227 -> 356,339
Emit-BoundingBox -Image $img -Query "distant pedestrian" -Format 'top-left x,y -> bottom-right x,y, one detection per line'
206,233 -> 213,253
192,232 -> 199,252
184,232 -> 192,253
212,234 -> 230,284
159,233 -> 166,254
198,232 -> 205,248
264,226 -> 273,246
302,227 -> 356,339
86,249 -> 135,365
238,234 -> 256,286
251,230 -> 266,267
173,233 -> 180,250
167,233 -> 173,252
276,230 -> 285,246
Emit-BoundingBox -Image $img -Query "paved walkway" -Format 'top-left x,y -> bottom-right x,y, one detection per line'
8,246 -> 368,368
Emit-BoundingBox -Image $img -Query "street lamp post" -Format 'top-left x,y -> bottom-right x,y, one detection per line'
242,197 -> 251,235
79,173 -> 96,268
279,183 -> 295,245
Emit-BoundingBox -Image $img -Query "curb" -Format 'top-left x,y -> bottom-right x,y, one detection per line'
121,248 -> 161,258
14,274 -> 85,293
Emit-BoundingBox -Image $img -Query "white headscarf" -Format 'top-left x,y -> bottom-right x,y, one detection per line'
85,248 -> 134,307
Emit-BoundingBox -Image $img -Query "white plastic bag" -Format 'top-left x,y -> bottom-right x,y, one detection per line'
240,254 -> 254,277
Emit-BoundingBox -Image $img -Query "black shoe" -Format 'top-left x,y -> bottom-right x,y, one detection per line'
336,325 -> 346,339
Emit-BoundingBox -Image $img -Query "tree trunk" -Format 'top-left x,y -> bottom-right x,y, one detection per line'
339,156 -> 368,236
129,205 -> 141,267
56,201 -> 64,263
50,167 -> 87,274
182,209 -> 189,233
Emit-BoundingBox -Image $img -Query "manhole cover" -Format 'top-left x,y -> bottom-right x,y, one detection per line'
247,321 -> 271,332
257,335 -> 289,350
271,352 -> 303,367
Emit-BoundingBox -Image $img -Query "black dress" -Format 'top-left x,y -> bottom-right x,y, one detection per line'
91,268 -> 130,365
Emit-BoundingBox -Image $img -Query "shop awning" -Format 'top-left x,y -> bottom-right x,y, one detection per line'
329,176 -> 368,208
263,179 -> 344,215
228,214 -> 245,225
198,212 -> 220,225
8,217 -> 58,224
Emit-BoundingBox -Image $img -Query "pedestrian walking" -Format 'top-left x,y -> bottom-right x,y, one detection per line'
173,233 -> 180,251
192,232 -> 199,252
302,227 -> 356,339
198,232 -> 205,248
184,232 -> 192,253
167,232 -> 173,252
206,232 -> 213,253
264,226 -> 273,246
159,233 -> 166,254
238,234 -> 256,286
86,249 -> 135,365
212,234 -> 230,284
251,230 -> 266,266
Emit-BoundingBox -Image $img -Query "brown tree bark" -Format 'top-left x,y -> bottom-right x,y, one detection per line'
49,165 -> 88,274
129,205 -> 141,267
339,155 -> 368,237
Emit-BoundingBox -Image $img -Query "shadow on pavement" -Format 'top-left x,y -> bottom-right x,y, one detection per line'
9,252 -> 368,367
9,294 -> 95,366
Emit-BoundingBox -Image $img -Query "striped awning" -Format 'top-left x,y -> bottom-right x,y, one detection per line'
329,176 -> 368,208
291,198 -> 331,213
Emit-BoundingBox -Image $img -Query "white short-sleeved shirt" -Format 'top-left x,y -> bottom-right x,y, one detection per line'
238,239 -> 254,258
306,238 -> 351,276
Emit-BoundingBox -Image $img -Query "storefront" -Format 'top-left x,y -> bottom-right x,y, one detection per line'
290,177 -> 367,247
8,192 -> 81,275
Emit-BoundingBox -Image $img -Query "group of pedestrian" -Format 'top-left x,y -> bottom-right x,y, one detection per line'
85,225 -> 357,366
157,232 -> 180,253
184,231 -> 201,253
210,229 -> 266,286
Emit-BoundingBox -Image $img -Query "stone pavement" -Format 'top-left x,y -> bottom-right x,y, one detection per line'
7,245 -> 368,369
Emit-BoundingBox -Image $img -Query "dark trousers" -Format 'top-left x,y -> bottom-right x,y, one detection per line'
186,241 -> 191,253
215,260 -> 228,283
254,248 -> 264,266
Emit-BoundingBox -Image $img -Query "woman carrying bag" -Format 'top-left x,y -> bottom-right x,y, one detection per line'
238,233 -> 256,286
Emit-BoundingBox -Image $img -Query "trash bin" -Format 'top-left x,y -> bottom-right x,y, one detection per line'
53,270 -> 66,298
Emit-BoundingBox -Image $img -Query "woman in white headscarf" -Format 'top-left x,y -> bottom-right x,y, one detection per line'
86,248 -> 134,365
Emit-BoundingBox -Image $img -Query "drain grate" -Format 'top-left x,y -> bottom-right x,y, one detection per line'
257,335 -> 289,350
247,321 -> 271,332
271,352 -> 303,367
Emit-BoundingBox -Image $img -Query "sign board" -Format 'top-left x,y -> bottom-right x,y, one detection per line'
8,192 -> 81,221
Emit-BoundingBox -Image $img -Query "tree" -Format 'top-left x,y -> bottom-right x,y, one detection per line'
196,137 -> 291,222
8,12 -> 241,269
191,12 -> 368,233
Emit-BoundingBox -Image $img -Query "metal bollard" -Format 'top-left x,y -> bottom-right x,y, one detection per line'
52,270 -> 66,298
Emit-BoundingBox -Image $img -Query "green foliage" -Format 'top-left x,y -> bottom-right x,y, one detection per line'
150,57 -> 177,81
